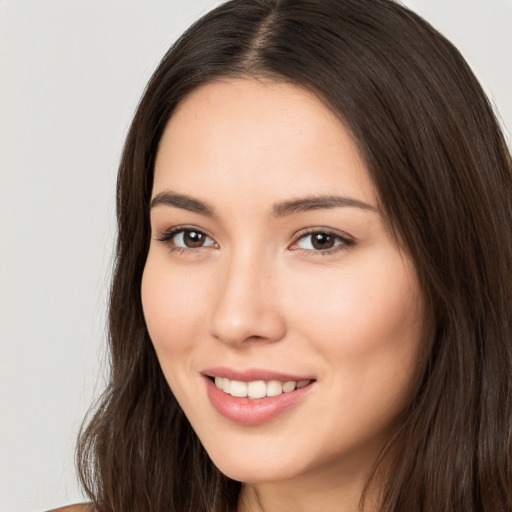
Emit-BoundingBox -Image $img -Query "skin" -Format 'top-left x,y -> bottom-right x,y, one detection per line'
141,78 -> 424,512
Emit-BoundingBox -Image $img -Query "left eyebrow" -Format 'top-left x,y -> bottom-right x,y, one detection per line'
272,195 -> 377,217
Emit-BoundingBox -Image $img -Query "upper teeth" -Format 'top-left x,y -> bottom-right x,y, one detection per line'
214,377 -> 310,398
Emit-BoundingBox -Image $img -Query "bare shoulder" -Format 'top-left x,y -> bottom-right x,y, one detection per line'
46,504 -> 93,512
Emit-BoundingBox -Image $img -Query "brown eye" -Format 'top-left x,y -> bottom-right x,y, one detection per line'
182,230 -> 207,248
311,233 -> 335,250
158,228 -> 217,249
292,230 -> 352,253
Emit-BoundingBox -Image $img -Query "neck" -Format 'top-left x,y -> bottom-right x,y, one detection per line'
237,456 -> 385,512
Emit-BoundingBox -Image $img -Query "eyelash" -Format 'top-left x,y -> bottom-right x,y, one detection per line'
156,226 -> 355,256
290,228 -> 355,256
156,226 -> 218,255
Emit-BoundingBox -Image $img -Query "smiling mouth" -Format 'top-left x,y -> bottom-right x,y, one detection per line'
212,376 -> 313,399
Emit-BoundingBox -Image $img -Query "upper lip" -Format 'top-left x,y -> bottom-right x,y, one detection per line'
201,366 -> 315,382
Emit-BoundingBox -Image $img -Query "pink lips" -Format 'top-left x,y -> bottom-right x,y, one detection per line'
202,367 -> 315,426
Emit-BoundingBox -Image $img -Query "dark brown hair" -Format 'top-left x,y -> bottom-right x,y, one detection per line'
76,1 -> 512,511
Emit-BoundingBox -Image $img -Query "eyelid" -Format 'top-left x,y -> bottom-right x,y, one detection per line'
289,227 -> 355,253
155,225 -> 354,254
156,225 -> 218,249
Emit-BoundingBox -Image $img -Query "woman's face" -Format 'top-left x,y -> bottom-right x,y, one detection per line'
142,79 -> 423,487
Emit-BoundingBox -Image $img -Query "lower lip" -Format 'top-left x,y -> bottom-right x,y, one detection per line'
205,377 -> 314,426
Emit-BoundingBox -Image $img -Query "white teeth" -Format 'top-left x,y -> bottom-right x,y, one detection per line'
282,381 -> 296,393
222,377 -> 231,394
229,380 -> 248,397
247,380 -> 266,399
266,380 -> 284,397
212,377 -> 311,398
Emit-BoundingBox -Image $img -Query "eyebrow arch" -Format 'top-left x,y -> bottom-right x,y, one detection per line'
150,191 -> 215,216
150,191 -> 377,217
272,195 -> 377,216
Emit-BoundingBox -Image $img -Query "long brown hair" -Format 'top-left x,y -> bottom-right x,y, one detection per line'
76,1 -> 512,510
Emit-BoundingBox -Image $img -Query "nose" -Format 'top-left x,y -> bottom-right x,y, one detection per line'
209,249 -> 286,347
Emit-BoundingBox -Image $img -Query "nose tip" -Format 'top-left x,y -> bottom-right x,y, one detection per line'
209,261 -> 286,347
211,310 -> 285,346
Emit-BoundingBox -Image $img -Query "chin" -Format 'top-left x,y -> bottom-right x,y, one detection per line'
199,432 -> 316,484
211,455 -> 300,484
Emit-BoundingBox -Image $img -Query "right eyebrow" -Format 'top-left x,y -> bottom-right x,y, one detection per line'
272,195 -> 377,216
150,191 -> 215,217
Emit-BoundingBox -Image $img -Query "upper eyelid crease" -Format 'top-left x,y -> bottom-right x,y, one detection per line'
157,227 -> 352,254
157,227 -> 218,250
157,225 -> 214,240
292,231 -> 354,247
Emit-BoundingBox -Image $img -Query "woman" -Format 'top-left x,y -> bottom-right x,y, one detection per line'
56,0 -> 512,510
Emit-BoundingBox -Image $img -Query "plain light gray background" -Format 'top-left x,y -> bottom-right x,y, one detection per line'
0,1 -> 510,511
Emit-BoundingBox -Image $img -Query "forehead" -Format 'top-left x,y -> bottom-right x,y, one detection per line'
153,78 -> 376,207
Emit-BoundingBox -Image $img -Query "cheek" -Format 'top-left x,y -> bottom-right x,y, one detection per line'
284,252 -> 423,450
141,251 -> 211,358
288,249 -> 423,380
